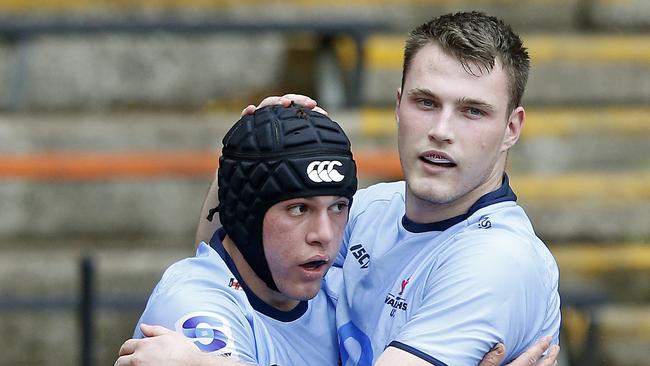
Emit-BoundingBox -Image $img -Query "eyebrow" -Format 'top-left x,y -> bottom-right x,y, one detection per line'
406,88 -> 438,99
457,97 -> 496,112
292,196 -> 349,203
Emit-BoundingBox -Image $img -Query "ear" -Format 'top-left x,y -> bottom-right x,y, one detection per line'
502,106 -> 525,152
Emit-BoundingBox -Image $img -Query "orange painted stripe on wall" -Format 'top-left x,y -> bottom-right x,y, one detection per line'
0,149 -> 403,181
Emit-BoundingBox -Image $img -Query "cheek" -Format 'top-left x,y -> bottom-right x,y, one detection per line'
263,240 -> 293,278
467,126 -> 502,152
397,106 -> 424,130
398,120 -> 422,149
329,216 -> 348,254
262,220 -> 293,262
399,112 -> 425,133
332,218 -> 346,242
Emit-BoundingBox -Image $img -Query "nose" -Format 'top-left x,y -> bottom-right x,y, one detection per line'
428,108 -> 454,143
305,211 -> 335,247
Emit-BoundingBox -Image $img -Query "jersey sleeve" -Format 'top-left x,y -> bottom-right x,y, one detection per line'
134,266 -> 259,364
390,233 -> 555,365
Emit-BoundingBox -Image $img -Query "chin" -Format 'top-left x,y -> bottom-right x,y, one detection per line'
408,178 -> 455,204
290,285 -> 320,301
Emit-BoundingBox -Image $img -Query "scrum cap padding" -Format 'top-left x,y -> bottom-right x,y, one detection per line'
217,104 -> 357,291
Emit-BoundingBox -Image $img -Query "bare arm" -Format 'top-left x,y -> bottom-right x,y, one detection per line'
115,324 -> 252,366
195,177 -> 220,247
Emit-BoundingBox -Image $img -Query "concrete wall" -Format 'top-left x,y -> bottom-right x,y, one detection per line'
1,1 -> 649,365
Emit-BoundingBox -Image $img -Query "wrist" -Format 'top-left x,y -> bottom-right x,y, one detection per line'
195,351 -> 216,366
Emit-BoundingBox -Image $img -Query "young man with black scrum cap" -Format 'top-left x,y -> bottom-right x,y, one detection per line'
123,104 -> 357,365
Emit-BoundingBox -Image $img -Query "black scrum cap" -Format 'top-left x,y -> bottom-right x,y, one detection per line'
217,104 -> 357,291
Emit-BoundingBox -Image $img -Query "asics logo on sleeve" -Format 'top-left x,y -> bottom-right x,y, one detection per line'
349,243 -> 370,269
306,160 -> 344,183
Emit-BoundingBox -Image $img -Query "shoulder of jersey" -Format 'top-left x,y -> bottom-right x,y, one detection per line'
354,181 -> 405,203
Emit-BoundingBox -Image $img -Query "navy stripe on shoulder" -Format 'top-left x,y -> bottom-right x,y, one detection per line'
388,341 -> 448,366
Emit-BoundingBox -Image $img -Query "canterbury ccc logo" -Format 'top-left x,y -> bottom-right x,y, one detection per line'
307,160 -> 345,183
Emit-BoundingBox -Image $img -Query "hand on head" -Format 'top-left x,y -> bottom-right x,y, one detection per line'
240,94 -> 328,116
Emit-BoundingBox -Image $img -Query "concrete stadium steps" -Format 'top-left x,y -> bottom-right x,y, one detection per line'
0,2 -> 646,365
562,304 -> 650,365
0,310 -> 143,366
0,34 -> 287,110
2,0 -> 648,31
361,33 -> 650,106
0,1 -> 588,30
0,179 -> 210,238
0,111 -> 235,153
1,9 -> 648,111
591,0 -> 650,30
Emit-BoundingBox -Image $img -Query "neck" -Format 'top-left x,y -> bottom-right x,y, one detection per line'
222,235 -> 299,311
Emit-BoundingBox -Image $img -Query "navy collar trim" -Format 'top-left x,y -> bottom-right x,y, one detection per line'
402,174 -> 517,233
209,228 -> 308,322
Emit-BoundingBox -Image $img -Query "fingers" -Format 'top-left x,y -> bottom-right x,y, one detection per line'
240,94 -> 327,116
140,323 -> 173,337
257,96 -> 294,110
240,104 -> 256,116
118,339 -> 140,357
478,343 -> 506,366
114,354 -> 133,366
507,336 -> 552,366
311,105 -> 329,116
281,94 -> 318,108
536,345 -> 560,366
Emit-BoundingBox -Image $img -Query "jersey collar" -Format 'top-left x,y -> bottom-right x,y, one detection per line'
402,174 -> 517,233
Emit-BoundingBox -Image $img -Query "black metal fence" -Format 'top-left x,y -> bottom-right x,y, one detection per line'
0,256 -> 146,366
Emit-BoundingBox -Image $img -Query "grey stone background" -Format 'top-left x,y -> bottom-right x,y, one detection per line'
0,0 -> 648,365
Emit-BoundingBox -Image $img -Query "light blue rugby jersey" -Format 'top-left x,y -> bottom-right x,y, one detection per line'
134,228 -> 339,366
330,176 -> 561,366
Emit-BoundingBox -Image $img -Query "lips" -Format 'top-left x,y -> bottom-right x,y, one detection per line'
299,256 -> 329,272
420,151 -> 456,168
300,260 -> 327,270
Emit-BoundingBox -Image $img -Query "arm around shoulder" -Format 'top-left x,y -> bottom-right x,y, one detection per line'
134,259 -> 260,363
374,337 -> 560,366
116,324 -> 252,366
